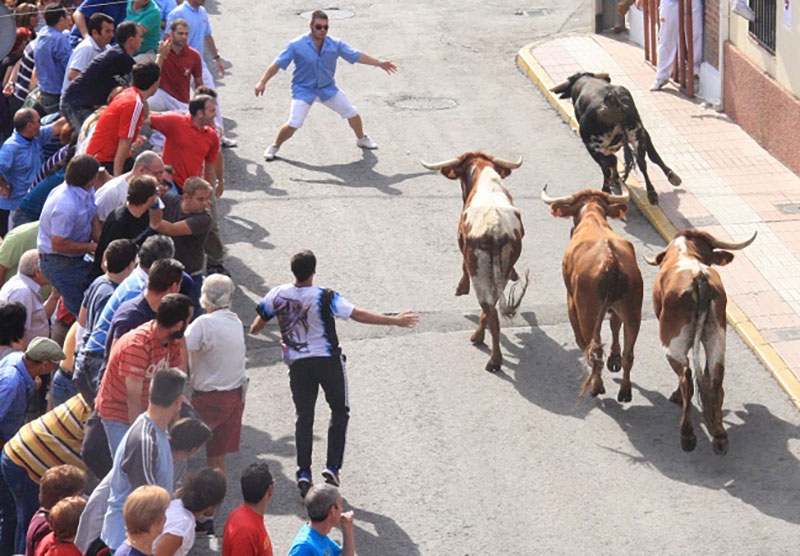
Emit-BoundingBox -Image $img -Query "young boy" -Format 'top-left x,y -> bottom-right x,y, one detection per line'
34,496 -> 87,556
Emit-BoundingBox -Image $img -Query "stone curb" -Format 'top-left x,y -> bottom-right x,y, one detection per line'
516,41 -> 800,411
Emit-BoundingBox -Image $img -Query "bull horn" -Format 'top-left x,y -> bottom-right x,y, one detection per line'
420,158 -> 460,171
540,184 -> 573,205
643,254 -> 660,266
712,230 -> 757,251
606,183 -> 630,204
493,156 -> 523,170
595,72 -> 610,80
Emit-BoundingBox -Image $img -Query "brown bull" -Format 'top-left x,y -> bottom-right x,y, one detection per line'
422,152 -> 529,372
542,186 -> 643,401
646,229 -> 756,454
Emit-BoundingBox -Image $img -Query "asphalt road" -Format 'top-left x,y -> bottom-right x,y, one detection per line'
189,1 -> 800,554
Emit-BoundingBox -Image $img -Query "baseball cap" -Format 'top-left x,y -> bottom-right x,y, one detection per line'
25,337 -> 66,363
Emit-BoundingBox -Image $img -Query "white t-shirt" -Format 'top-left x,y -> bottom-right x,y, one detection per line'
94,173 -> 130,221
256,284 -> 355,365
154,499 -> 195,556
185,308 -> 246,391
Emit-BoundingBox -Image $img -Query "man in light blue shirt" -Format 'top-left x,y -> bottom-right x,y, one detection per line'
33,3 -> 73,114
37,155 -> 102,316
254,9 -> 397,162
0,110 -> 65,238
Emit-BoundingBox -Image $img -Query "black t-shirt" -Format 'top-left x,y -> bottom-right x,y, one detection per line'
95,204 -> 150,270
162,194 -> 212,274
62,46 -> 134,108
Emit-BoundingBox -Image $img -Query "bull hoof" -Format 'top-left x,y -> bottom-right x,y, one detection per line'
667,171 -> 682,186
681,432 -> 697,452
669,389 -> 682,404
606,354 -> 622,373
591,381 -> 606,397
485,363 -> 501,373
617,385 -> 632,403
647,189 -> 659,205
712,434 -> 729,456
470,330 -> 485,344
455,284 -> 469,296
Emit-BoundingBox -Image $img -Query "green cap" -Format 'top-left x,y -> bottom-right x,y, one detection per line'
25,337 -> 66,363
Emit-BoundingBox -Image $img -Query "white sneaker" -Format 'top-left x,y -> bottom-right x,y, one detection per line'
732,1 -> 755,22
263,144 -> 279,161
356,135 -> 378,149
221,135 -> 238,148
650,77 -> 669,91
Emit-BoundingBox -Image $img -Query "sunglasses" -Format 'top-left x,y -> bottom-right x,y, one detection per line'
314,24 -> 329,30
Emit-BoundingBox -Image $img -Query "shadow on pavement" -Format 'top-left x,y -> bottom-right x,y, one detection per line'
344,502 -> 421,556
281,150 -> 428,195
599,383 -> 800,524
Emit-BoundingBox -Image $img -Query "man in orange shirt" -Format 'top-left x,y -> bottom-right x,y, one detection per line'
94,293 -> 191,456
86,62 -> 162,176
222,462 -> 274,556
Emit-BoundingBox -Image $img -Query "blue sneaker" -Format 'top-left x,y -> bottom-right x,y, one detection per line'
297,470 -> 312,498
322,466 -> 340,487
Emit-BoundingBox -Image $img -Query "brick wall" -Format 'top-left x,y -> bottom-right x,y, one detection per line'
705,0 -> 720,68
724,42 -> 800,175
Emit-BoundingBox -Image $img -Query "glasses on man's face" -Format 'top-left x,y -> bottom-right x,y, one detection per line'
314,24 -> 329,30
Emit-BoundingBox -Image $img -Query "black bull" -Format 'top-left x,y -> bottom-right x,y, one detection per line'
551,72 -> 681,205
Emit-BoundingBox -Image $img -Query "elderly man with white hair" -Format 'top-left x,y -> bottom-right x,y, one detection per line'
185,273 -> 246,476
0,250 -> 59,344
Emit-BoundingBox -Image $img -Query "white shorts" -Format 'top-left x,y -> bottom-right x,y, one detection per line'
288,91 -> 358,129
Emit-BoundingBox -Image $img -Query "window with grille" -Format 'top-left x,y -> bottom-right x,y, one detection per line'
748,0 -> 777,53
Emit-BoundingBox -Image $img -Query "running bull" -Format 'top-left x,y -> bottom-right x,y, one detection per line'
542,186 -> 643,402
422,152 -> 530,372
646,229 -> 756,454
550,72 -> 681,205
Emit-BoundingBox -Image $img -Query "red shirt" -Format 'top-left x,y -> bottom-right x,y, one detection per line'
86,87 -> 145,163
95,320 -> 184,424
159,46 -> 202,104
222,504 -> 273,556
34,533 -> 82,556
150,112 -> 219,188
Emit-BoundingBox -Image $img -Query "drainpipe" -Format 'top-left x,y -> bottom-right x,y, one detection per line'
718,0 -> 729,110
596,0 -> 605,32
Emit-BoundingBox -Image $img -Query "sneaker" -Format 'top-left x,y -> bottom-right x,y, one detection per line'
194,519 -> 215,536
297,470 -> 312,498
206,264 -> 231,277
650,77 -> 669,91
220,136 -> 237,148
322,466 -> 340,487
264,144 -> 280,161
732,1 -> 755,22
356,135 -> 378,149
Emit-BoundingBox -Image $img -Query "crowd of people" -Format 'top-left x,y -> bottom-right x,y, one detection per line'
0,2 -> 420,554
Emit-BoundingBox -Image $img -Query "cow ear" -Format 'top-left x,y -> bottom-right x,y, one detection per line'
441,167 -> 459,180
653,251 -> 666,265
551,202 -> 576,218
710,250 -> 734,266
606,203 -> 628,219
496,167 -> 512,178
550,81 -> 571,98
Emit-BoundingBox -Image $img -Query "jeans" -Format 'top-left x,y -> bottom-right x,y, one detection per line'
101,419 -> 130,458
59,100 -> 93,134
51,368 -> 78,408
39,253 -> 94,316
0,445 -> 16,556
1,450 -> 40,554
81,412 -> 112,480
39,91 -> 60,115
289,354 -> 350,473
12,208 -> 37,228
73,349 -> 105,407
189,273 -> 205,321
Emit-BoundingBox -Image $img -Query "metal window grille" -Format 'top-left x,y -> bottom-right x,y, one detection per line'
748,0 -> 777,53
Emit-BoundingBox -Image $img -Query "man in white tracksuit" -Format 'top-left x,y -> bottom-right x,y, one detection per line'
651,0 -> 703,91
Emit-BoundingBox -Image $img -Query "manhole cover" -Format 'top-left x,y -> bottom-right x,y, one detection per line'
774,202 -> 800,215
298,8 -> 354,19
514,8 -> 551,17
392,97 -> 458,111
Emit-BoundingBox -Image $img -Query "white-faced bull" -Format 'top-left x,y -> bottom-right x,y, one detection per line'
646,229 -> 757,454
421,152 -> 530,372
542,186 -> 643,402
550,72 -> 681,205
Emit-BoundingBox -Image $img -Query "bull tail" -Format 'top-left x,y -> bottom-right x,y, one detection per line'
622,139 -> 635,182
499,268 -> 530,318
691,273 -> 715,424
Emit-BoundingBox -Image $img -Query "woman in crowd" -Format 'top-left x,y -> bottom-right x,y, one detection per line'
116,486 -> 171,556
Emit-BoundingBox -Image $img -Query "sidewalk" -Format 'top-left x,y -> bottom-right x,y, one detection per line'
517,32 -> 800,410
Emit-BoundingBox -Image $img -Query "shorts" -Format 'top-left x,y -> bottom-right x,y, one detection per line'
288,91 -> 358,128
191,388 -> 245,457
